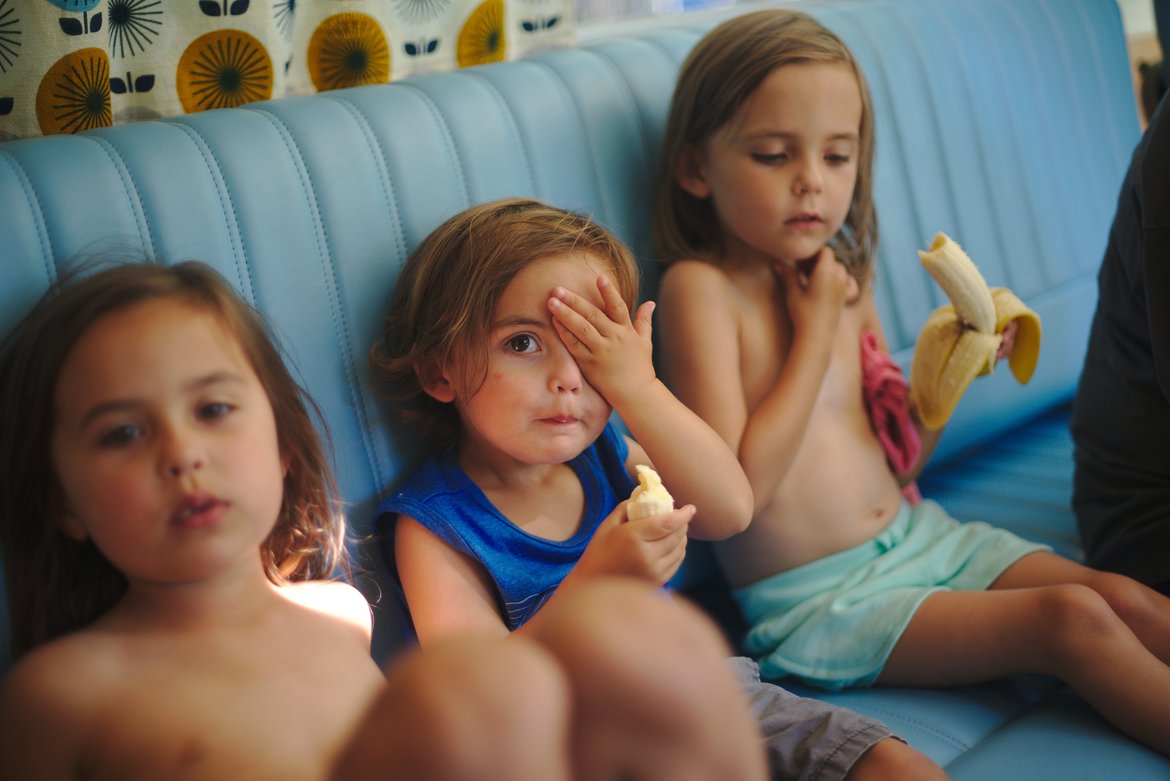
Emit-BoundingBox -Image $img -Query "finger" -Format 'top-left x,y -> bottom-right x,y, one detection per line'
632,300 -> 655,340
659,538 -> 688,585
548,295 -> 597,352
633,506 -> 694,540
596,275 -> 633,325
845,274 -> 861,304
552,286 -> 613,338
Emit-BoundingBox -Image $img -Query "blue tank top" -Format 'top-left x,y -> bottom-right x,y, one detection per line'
377,423 -> 635,630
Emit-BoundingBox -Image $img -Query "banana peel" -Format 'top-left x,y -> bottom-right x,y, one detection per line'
909,233 -> 1042,430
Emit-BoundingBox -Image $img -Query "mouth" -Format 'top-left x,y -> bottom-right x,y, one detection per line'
540,415 -> 580,425
785,213 -> 823,228
171,492 -> 228,529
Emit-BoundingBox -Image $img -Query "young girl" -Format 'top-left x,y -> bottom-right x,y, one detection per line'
652,8 -> 1170,757
373,197 -> 948,780
0,260 -> 755,781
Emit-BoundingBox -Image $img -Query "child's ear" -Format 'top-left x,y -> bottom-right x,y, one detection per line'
415,359 -> 457,403
674,144 -> 711,199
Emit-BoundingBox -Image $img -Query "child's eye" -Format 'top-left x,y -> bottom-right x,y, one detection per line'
198,402 -> 234,421
506,334 -> 540,354
826,153 -> 851,165
752,151 -> 788,164
98,424 -> 142,448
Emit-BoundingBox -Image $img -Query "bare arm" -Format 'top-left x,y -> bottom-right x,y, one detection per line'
0,649 -> 89,780
397,507 -> 692,643
658,252 -> 848,515
549,275 -> 752,539
395,517 -> 512,644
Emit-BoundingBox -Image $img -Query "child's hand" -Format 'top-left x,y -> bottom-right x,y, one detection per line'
548,276 -> 656,407
996,319 -> 1019,361
775,246 -> 852,336
575,502 -> 693,586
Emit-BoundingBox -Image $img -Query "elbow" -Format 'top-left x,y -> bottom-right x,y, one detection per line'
728,488 -> 754,536
697,485 -> 754,541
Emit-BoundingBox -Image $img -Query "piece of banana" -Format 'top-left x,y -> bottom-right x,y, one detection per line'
627,464 -> 675,521
918,233 -> 997,333
909,233 -> 1042,430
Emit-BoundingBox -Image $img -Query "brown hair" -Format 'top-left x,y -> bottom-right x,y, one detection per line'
0,260 -> 349,659
371,197 -> 640,446
651,9 -> 878,280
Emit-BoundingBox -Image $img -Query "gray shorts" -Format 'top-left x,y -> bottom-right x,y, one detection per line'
729,656 -> 897,781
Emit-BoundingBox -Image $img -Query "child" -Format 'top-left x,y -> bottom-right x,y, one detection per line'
372,197 -> 948,780
652,8 -> 1170,757
0,260 -> 768,781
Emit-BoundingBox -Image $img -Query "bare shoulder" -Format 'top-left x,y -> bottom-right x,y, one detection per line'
279,580 -> 373,640
0,635 -> 116,778
659,259 -> 736,298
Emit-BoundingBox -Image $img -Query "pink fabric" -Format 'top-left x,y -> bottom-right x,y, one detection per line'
860,329 -> 922,505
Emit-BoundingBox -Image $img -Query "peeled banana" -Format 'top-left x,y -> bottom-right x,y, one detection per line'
626,464 -> 675,521
909,233 -> 1042,430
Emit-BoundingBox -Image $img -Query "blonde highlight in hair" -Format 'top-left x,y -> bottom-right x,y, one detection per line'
652,9 -> 877,280
0,261 -> 350,659
371,198 -> 640,446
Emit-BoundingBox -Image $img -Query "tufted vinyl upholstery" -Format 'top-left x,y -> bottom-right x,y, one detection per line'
0,0 -> 1160,775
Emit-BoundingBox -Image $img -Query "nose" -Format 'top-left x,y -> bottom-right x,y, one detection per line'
794,157 -> 824,195
547,341 -> 583,393
160,422 -> 204,480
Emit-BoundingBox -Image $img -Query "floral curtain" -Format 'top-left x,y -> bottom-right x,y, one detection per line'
0,0 -> 576,141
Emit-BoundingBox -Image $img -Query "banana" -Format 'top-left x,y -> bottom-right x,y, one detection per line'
626,464 -> 675,521
918,233 -> 997,333
909,233 -> 1042,430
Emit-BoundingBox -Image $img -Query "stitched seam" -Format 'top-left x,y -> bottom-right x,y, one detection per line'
526,58 -> 611,222
398,83 -> 470,207
852,705 -> 972,751
0,151 -> 57,282
250,106 -> 384,490
325,93 -> 407,263
588,44 -> 653,172
466,71 -> 538,194
90,136 -> 156,260
162,120 -> 256,303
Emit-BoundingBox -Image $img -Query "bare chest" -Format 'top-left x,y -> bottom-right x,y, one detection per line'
738,298 -> 866,416
80,634 -> 380,781
485,463 -> 586,542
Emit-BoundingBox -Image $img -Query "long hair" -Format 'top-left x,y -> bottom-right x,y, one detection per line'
370,197 -> 640,446
0,260 -> 348,660
651,9 -> 878,281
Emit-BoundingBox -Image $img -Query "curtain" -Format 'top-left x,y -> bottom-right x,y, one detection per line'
0,0 -> 577,141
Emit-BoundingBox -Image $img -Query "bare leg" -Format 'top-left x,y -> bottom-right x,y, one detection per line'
991,551 -> 1170,662
528,578 -> 768,781
878,582 -> 1170,756
845,738 -> 950,781
331,636 -> 572,781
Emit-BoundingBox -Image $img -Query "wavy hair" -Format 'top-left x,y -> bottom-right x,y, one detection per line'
0,260 -> 349,659
370,197 -> 640,446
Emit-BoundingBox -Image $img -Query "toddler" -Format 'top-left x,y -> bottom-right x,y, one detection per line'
372,197 -> 947,780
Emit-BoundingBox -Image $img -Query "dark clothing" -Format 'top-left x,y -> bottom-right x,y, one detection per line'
1071,99 -> 1170,585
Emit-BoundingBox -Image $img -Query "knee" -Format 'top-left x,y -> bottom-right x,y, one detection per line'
364,639 -> 572,781
1037,584 -> 1127,652
845,738 -> 948,781
1084,570 -> 1158,626
533,578 -> 732,682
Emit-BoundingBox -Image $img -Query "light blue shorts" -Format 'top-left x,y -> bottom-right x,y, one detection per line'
732,499 -> 1050,691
